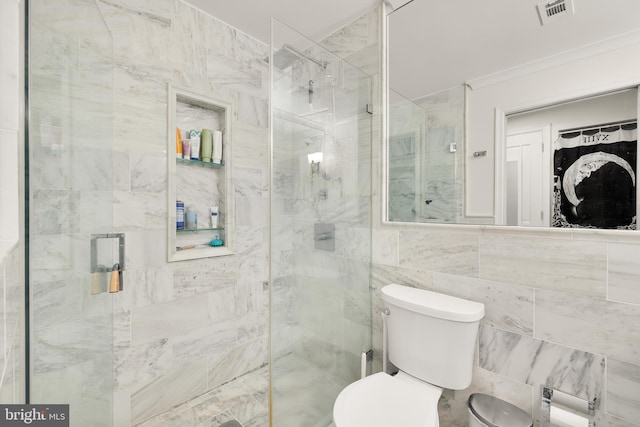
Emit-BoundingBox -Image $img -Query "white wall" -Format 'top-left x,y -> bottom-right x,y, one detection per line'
467,40 -> 640,217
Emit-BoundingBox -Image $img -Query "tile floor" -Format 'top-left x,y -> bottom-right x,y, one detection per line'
135,367 -> 269,427
136,354 -> 346,427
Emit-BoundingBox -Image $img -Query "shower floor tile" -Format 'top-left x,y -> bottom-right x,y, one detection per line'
271,354 -> 346,427
135,354 -> 344,427
135,366 -> 269,427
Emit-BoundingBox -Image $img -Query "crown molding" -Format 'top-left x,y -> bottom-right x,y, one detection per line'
467,29 -> 640,90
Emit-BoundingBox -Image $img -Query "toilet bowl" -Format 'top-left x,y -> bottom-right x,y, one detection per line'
333,284 -> 485,427
333,371 -> 442,427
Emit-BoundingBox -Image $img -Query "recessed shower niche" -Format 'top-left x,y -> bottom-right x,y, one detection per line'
167,85 -> 235,261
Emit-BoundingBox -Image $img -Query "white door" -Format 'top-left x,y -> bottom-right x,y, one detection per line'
505,126 -> 551,226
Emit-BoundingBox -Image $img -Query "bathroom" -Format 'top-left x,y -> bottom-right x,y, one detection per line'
1,0 -> 640,426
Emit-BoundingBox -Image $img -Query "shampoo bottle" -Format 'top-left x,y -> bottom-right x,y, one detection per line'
189,129 -> 201,161
210,206 -> 219,228
212,130 -> 223,164
201,129 -> 213,163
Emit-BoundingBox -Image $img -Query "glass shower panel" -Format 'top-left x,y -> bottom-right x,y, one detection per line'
270,19 -> 373,427
29,0 -> 114,425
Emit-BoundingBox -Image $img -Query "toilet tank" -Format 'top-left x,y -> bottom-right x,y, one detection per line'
382,284 -> 485,390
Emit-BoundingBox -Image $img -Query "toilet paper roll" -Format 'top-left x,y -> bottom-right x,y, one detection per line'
213,130 -> 223,164
549,406 -> 589,427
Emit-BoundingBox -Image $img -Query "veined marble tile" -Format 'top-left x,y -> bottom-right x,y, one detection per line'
173,258 -> 238,298
479,325 -> 604,402
113,65 -> 167,106
114,265 -> 174,310
234,167 -> 266,198
206,52 -> 264,97
335,225 -> 371,263
434,273 -> 534,335
207,287 -> 236,323
71,190 -> 114,234
131,361 -> 208,424
114,338 -> 172,391
131,295 -> 212,345
172,320 -> 236,365
130,154 -> 167,193
208,382 -> 267,425
134,402 -> 199,427
479,234 -> 607,297
30,189 -> 71,235
608,242 -> 640,305
319,9 -> 378,59
232,124 -> 268,169
112,92 -> 166,155
236,92 -> 268,128
207,336 -> 268,390
398,230 -> 479,276
123,230 -> 167,270
28,132 -> 70,190
29,234 -> 73,273
606,358 -> 640,423
98,0 -> 172,28
113,190 -> 166,230
536,289 -> 640,363
113,306 -> 131,350
372,229 -> 399,266
236,198 -> 267,227
31,279 -> 82,330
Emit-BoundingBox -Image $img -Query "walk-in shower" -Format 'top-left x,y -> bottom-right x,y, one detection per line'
270,19 -> 373,427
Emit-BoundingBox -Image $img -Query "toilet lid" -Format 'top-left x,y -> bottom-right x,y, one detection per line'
333,372 -> 440,427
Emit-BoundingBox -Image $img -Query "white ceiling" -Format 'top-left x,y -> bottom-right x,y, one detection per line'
184,0 -> 640,100
184,0 -> 380,43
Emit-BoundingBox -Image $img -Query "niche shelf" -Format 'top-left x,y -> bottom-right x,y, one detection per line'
167,85 -> 234,262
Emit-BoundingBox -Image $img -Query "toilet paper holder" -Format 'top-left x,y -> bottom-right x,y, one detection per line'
542,386 -> 595,426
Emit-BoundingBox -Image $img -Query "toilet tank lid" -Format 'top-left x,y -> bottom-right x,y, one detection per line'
381,284 -> 485,322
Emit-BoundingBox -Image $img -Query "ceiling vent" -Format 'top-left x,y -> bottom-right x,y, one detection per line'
537,0 -> 574,25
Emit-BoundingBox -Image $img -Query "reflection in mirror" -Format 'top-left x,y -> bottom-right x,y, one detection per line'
387,87 -> 464,223
503,89 -> 638,229
386,0 -> 640,229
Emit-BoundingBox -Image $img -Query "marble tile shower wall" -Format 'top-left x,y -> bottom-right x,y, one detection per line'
0,246 -> 23,403
105,2 -> 269,425
31,0 -> 269,426
371,226 -> 640,426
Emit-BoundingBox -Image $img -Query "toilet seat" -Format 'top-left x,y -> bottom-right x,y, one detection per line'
333,372 -> 441,427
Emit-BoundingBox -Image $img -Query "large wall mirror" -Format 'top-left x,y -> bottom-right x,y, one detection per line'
386,0 -> 640,230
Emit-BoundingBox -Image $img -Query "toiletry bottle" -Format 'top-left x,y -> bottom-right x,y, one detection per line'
213,130 -> 223,164
189,129 -> 201,161
210,206 -> 219,228
185,208 -> 197,229
182,139 -> 191,159
176,201 -> 185,229
201,129 -> 213,163
176,128 -> 183,158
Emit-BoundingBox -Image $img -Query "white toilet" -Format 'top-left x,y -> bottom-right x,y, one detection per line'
333,283 -> 485,427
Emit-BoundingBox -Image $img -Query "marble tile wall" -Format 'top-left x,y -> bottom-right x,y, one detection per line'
29,0 -> 269,426
371,225 -> 640,426
0,0 -> 25,405
105,1 -> 270,425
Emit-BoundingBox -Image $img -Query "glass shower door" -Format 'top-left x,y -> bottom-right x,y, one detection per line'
28,0 -> 114,425
270,19 -> 373,427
